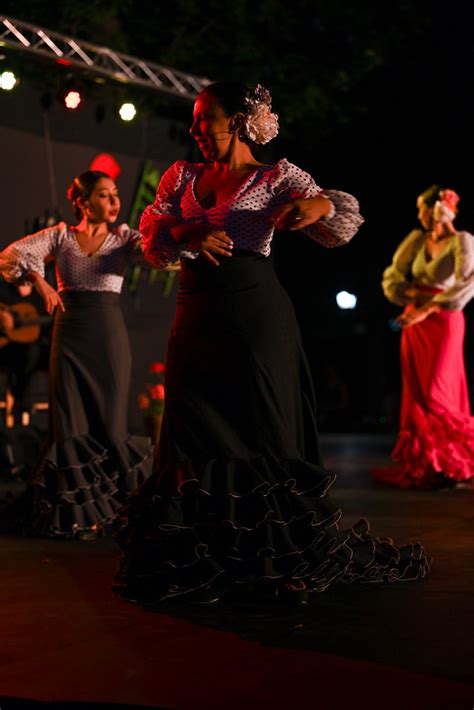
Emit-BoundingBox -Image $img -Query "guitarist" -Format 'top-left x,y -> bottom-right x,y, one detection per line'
0,279 -> 51,425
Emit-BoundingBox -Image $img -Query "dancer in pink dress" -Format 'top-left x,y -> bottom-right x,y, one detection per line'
373,185 -> 474,488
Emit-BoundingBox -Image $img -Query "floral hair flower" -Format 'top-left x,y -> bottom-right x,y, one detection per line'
440,189 -> 460,209
243,84 -> 279,145
433,187 -> 460,223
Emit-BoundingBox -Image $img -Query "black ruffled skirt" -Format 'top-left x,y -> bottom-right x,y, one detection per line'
1,291 -> 152,536
113,253 -> 429,601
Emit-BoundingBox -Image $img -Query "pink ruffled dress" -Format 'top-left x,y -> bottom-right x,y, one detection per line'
374,228 -> 474,488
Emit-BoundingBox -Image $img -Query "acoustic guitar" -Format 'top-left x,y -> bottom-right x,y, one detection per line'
0,302 -> 51,348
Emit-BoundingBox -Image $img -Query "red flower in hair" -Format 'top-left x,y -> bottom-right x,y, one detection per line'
441,189 -> 460,208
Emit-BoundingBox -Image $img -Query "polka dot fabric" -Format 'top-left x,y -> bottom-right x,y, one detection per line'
0,223 -> 142,293
140,159 -> 364,269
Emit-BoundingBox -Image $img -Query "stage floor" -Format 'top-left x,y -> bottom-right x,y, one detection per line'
1,434 -> 473,710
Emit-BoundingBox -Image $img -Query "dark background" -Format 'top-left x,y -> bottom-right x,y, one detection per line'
0,0 -> 473,434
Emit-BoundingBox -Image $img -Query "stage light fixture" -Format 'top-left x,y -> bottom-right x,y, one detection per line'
336,291 -> 357,310
119,102 -> 136,121
0,71 -> 18,90
64,90 -> 82,110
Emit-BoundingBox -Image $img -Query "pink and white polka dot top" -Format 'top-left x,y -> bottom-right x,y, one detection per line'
0,223 -> 141,292
140,159 -> 364,269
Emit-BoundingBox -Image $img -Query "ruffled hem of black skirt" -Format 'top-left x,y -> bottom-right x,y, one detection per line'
0,434 -> 153,537
112,454 -> 431,602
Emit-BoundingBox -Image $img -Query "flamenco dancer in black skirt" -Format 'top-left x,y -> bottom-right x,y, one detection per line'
113,82 -> 430,605
0,171 -> 153,538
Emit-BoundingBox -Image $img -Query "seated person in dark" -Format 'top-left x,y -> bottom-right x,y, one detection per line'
0,278 -> 51,423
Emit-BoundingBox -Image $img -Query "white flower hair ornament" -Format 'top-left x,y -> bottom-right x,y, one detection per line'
433,188 -> 460,223
243,84 -> 279,145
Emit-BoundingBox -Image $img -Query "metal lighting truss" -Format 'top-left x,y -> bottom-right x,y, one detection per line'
0,15 -> 210,100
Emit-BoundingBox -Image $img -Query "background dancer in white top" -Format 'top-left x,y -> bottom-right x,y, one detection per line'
0,170 -> 153,538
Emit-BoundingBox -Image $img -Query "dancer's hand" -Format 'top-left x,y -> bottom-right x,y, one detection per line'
199,230 -> 234,266
403,286 -> 422,301
273,196 -> 332,230
29,273 -> 65,314
396,303 -> 440,327
171,223 -> 233,266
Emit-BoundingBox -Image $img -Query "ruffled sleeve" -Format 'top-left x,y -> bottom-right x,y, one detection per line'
271,160 -> 364,247
431,231 -> 474,310
0,223 -> 64,283
381,230 -> 425,306
139,162 -> 198,270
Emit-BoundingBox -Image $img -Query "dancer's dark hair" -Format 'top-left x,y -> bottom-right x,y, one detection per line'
418,185 -> 444,208
67,170 -> 110,219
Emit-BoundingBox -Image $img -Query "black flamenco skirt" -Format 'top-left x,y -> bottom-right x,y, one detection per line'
113,253 -> 430,601
1,291 -> 153,536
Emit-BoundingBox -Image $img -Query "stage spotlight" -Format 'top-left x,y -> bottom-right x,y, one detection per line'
64,90 -> 81,110
119,102 -> 136,121
336,291 -> 357,310
0,71 -> 18,90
